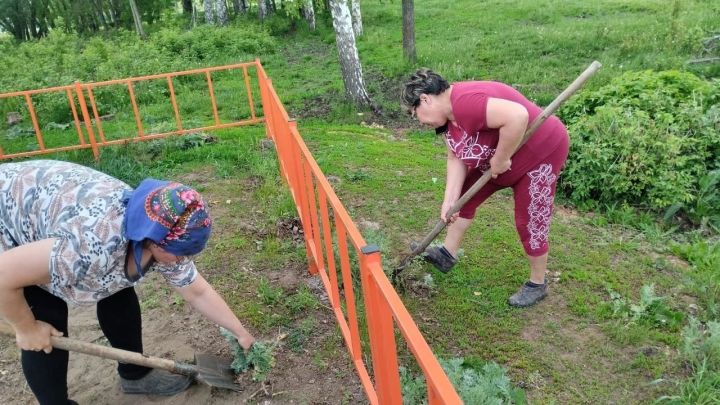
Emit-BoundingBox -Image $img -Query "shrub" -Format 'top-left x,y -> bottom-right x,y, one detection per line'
559,70 -> 720,224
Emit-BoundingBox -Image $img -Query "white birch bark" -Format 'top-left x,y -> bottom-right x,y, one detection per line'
329,0 -> 371,105
259,0 -> 268,21
302,0 -> 316,30
216,0 -> 228,25
350,0 -> 363,37
204,0 -> 215,24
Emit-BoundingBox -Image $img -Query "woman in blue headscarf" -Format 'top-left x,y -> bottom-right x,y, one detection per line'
0,160 -> 255,404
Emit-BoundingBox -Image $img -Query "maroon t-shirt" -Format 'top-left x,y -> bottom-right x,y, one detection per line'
444,81 -> 566,174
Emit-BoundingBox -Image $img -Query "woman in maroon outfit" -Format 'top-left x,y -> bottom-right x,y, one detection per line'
402,69 -> 570,307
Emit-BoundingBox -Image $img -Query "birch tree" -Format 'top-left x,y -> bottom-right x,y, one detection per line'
128,0 -> 146,39
302,0 -> 316,30
329,0 -> 372,106
350,0 -> 362,37
204,0 -> 215,24
216,0 -> 228,25
402,0 -> 416,63
258,0 -> 268,21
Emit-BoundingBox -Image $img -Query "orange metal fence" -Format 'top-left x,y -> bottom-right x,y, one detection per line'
257,63 -> 462,404
0,62 -> 261,161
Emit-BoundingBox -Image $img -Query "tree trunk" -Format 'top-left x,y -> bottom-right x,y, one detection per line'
329,0 -> 372,106
216,0 -> 228,25
204,0 -> 215,24
128,0 -> 146,39
402,0 -> 416,63
182,0 -> 193,14
302,0 -> 316,30
258,0 -> 268,21
350,0 -> 362,37
232,0 -> 241,15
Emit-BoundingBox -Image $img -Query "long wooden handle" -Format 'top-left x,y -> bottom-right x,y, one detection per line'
0,320 -> 197,376
394,61 -> 602,272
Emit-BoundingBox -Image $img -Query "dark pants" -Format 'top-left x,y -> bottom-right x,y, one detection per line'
21,286 -> 152,405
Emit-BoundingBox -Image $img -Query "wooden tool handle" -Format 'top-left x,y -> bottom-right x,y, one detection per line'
0,320 -> 197,376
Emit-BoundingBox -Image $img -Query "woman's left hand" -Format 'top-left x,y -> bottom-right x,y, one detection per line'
490,156 -> 512,178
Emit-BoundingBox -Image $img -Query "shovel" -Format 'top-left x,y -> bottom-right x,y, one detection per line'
0,320 -> 242,392
391,61 -> 602,284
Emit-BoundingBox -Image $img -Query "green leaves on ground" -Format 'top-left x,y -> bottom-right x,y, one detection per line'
220,328 -> 276,382
400,358 -> 526,405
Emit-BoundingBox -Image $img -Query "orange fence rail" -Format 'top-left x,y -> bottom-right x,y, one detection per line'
256,62 -> 462,404
0,62 -> 261,161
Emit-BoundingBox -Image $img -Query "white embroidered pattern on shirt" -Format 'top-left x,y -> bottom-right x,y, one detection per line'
526,164 -> 556,251
445,127 -> 495,171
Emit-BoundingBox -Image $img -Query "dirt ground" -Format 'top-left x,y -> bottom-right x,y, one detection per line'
0,271 -> 366,404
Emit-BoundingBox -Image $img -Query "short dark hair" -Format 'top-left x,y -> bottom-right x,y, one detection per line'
401,68 -> 450,113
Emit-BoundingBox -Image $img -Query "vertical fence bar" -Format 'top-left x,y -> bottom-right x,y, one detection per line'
85,87 -> 106,143
257,71 -> 273,140
361,250 -> 402,405
287,124 -> 317,274
242,65 -> 257,120
66,89 -> 85,145
336,221 -> 362,361
318,188 -> 340,307
205,70 -> 221,125
166,76 -> 183,132
23,93 -> 45,150
126,81 -> 145,137
74,82 -> 100,160
300,127 -> 325,274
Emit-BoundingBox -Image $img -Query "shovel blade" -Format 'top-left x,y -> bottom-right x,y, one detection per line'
194,353 -> 243,392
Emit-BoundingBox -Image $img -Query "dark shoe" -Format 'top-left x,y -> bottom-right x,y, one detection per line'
412,243 -> 457,273
508,282 -> 548,307
120,369 -> 192,395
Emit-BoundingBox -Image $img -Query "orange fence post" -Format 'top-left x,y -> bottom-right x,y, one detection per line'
166,76 -> 183,132
85,87 -> 106,143
66,89 -> 85,145
335,221 -> 362,361
205,71 -> 221,125
74,82 -> 100,161
242,65 -> 257,120
317,188 -> 339,308
24,93 -> 45,151
361,248 -> 402,404
127,81 -> 145,137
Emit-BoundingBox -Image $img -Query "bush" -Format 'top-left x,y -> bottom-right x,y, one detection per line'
559,70 -> 720,224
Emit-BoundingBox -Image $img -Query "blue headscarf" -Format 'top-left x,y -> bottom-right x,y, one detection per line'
122,179 -> 212,277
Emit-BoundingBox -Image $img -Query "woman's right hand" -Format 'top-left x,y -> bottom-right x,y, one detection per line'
441,200 -> 459,223
14,320 -> 63,354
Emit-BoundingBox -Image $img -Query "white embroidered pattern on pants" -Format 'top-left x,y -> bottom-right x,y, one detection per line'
527,164 -> 556,251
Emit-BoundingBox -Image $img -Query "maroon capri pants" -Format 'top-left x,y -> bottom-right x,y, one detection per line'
457,132 -> 570,257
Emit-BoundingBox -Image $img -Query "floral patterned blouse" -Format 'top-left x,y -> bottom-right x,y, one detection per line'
0,160 -> 197,305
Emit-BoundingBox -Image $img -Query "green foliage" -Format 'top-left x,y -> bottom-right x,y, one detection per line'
285,285 -> 320,315
665,170 -> 720,233
656,318 -> 720,404
608,285 -> 684,330
400,358 -> 526,404
560,70 -> 720,221
220,328 -> 276,382
257,277 -> 284,306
